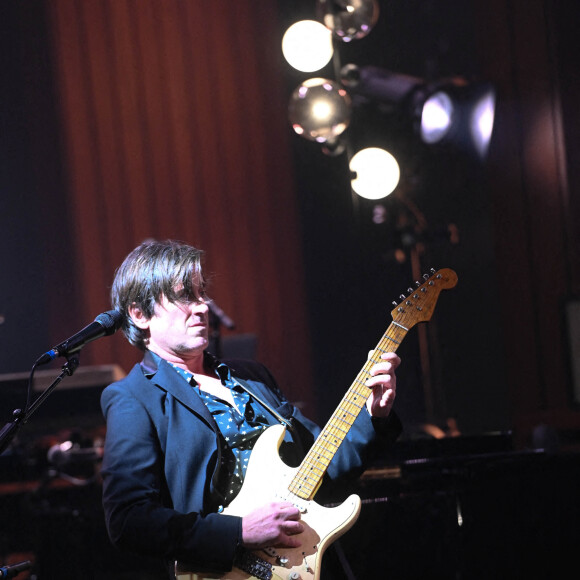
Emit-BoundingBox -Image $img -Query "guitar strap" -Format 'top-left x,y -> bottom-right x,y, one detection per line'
228,377 -> 300,580
233,377 -> 305,458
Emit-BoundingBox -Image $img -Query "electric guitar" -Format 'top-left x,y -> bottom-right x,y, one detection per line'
175,268 -> 458,580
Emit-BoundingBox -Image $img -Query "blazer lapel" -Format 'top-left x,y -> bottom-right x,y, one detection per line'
143,351 -> 216,428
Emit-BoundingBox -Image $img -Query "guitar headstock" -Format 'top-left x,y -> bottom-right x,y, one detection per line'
391,268 -> 458,329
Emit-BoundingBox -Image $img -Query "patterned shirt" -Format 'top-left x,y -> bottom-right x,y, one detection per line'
170,361 -> 275,501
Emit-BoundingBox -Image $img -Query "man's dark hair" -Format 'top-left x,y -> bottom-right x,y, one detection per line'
111,239 -> 206,350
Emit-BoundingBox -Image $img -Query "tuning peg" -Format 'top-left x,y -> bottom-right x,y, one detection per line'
430,268 -> 436,274
400,294 -> 406,300
407,288 -> 413,293
392,301 -> 398,307
423,273 -> 429,280
415,281 -> 420,286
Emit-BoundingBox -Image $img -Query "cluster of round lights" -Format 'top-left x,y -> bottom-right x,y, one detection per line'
282,1 -> 495,200
282,1 -> 399,199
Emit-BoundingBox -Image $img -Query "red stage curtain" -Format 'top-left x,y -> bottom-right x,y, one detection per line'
45,0 -> 315,413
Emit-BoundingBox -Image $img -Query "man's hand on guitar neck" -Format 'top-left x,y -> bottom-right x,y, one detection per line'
365,352 -> 400,418
242,501 -> 304,549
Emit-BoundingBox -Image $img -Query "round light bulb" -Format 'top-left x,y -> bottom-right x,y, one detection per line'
350,148 -> 400,199
282,20 -> 334,73
320,0 -> 380,42
288,78 -> 352,142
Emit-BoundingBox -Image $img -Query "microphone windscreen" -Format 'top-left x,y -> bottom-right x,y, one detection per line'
95,310 -> 124,335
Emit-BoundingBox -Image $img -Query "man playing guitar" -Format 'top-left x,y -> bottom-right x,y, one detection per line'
101,239 -> 402,579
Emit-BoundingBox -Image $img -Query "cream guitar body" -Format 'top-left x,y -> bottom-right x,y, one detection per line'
175,268 -> 458,580
176,424 -> 361,580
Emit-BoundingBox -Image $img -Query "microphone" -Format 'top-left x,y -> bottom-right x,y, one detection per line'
38,310 -> 123,364
0,561 -> 32,579
208,301 -> 236,330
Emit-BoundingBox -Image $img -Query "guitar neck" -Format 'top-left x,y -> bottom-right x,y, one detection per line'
286,267 -> 458,502
288,322 -> 408,501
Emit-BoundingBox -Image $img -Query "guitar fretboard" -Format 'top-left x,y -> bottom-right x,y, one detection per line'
287,323 -> 408,500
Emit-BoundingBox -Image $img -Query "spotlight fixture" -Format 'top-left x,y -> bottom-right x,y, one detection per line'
419,79 -> 496,158
420,91 -> 454,144
466,83 -> 496,158
340,64 -> 496,158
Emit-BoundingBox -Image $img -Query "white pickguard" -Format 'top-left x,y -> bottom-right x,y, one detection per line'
175,424 -> 361,580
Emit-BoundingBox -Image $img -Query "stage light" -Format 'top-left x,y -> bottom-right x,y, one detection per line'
421,81 -> 496,158
469,84 -> 496,158
317,0 -> 380,42
420,91 -> 454,144
349,147 -> 400,199
288,78 -> 352,143
282,20 -> 334,73
340,64 -> 496,158
340,64 -> 422,106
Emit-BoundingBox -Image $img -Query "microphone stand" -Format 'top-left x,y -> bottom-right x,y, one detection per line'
207,300 -> 236,359
208,310 -> 224,359
0,355 -> 80,455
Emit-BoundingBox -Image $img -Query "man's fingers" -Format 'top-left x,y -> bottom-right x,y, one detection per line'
368,350 -> 400,361
284,520 -> 304,535
277,502 -> 301,520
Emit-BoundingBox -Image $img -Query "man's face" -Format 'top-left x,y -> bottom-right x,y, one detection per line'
132,292 -> 209,363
